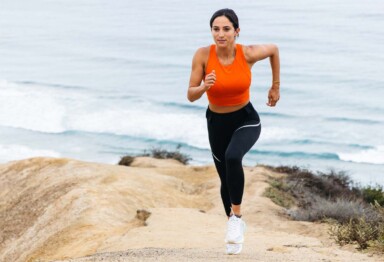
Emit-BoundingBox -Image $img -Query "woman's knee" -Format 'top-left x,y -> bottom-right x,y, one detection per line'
225,150 -> 242,165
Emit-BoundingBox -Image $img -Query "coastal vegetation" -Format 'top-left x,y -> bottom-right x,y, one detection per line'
264,165 -> 384,253
118,145 -> 191,166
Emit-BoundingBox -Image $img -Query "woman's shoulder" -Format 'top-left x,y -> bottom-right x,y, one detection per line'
242,43 -> 279,63
192,45 -> 212,65
240,44 -> 255,55
194,45 -> 212,57
240,44 -> 264,62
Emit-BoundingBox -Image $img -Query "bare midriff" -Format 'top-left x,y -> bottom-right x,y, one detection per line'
208,100 -> 249,113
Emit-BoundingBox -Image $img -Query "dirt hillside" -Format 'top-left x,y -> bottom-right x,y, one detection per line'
0,157 -> 381,262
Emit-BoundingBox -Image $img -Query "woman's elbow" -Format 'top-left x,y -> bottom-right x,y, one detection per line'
187,92 -> 195,102
272,44 -> 279,54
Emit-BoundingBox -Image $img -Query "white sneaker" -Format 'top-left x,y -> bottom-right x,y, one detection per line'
226,243 -> 243,255
225,215 -> 246,244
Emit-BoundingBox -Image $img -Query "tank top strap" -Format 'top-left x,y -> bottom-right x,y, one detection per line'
236,44 -> 246,63
206,45 -> 216,74
210,44 -> 216,54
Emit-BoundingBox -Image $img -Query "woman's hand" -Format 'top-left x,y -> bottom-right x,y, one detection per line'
203,70 -> 216,90
267,86 -> 280,107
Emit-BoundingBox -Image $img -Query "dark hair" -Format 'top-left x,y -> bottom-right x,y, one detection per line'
209,8 -> 239,30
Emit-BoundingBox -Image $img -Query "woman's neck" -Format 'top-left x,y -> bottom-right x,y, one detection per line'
216,43 -> 237,64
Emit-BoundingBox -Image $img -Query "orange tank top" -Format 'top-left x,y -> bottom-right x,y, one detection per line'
205,44 -> 251,106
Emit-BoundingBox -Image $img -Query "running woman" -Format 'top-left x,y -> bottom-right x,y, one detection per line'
187,8 -> 280,255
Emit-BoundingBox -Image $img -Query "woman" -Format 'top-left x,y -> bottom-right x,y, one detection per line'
187,8 -> 280,254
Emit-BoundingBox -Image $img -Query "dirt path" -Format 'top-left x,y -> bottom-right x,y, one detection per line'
53,161 -> 381,262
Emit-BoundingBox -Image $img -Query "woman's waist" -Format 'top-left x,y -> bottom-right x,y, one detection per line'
208,101 -> 250,114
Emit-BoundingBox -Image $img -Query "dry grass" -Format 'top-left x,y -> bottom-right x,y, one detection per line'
263,178 -> 296,209
287,197 -> 371,222
329,202 -> 384,251
265,165 -> 384,253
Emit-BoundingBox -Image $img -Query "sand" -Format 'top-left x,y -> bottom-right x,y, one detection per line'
0,157 -> 382,262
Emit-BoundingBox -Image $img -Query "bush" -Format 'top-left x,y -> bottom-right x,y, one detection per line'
265,165 -> 384,252
118,156 -> 135,166
287,169 -> 358,202
146,147 -> 191,164
287,197 -> 373,223
118,145 -> 191,166
362,185 -> 384,206
329,202 -> 384,251
330,217 -> 377,249
263,185 -> 295,209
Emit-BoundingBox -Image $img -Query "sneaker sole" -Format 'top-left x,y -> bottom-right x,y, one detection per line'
225,239 -> 244,244
226,243 -> 242,255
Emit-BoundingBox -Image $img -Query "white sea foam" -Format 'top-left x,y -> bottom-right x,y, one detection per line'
0,80 -> 304,151
0,80 -> 67,133
66,101 -> 301,150
67,102 -> 211,149
259,126 -> 301,142
0,144 -> 61,163
339,146 -> 384,165
0,80 -> 211,148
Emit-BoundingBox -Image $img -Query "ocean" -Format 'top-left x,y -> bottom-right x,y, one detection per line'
1,0 -> 383,185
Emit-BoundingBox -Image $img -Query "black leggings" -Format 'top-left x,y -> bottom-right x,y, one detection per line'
206,102 -> 261,217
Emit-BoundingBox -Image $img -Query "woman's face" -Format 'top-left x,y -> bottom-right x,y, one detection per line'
211,16 -> 239,47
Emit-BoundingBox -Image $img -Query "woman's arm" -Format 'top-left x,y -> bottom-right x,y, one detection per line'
187,47 -> 216,102
244,44 -> 280,107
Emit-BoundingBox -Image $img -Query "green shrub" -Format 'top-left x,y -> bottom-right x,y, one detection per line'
263,186 -> 295,209
362,185 -> 384,206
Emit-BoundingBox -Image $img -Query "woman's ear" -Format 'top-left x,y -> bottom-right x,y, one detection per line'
235,28 -> 240,38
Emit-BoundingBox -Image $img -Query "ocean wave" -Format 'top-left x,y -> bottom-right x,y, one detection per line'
259,127 -> 301,141
0,79 -> 347,159
15,80 -> 89,91
289,139 -> 373,150
339,146 -> 384,165
0,80 -> 68,133
259,112 -> 294,118
326,116 -> 381,125
94,96 -> 206,112
1,80 -> 301,148
160,101 -> 206,111
66,105 -> 211,150
0,144 -> 61,163
249,149 -> 339,160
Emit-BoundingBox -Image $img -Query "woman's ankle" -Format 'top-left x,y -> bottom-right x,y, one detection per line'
231,205 -> 242,218
229,211 -> 242,219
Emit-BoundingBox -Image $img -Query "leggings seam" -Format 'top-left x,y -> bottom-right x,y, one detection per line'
234,122 -> 261,132
212,152 -> 221,162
